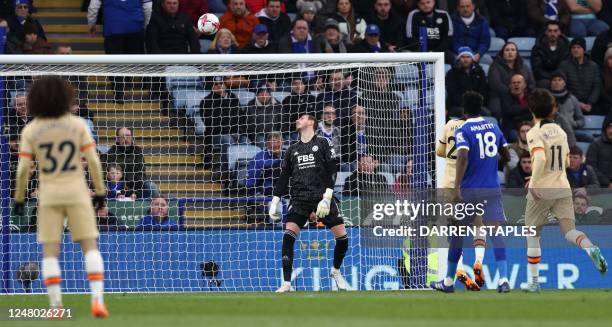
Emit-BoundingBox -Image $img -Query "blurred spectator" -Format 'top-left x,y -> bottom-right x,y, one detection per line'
281,75 -> 317,132
443,0 -> 489,17
332,0 -> 367,44
69,99 -> 96,141
102,127 -> 158,198
565,0 -> 608,38
219,0 -> 259,48
488,42 -> 536,119
207,27 -> 240,53
394,158 -> 413,194
6,92 -> 29,137
314,18 -> 352,53
573,192 -> 602,223
315,70 -> 357,122
597,0 -> 612,27
531,20 -> 571,88
505,120 -> 532,174
245,85 -> 283,147
105,164 -> 138,200
351,24 -> 384,52
506,151 -> 532,188
405,0 -> 453,55
146,0 -> 200,54
0,18 -> 22,54
392,0 -> 417,15
255,0 -> 291,46
343,155 -> 389,196
340,104 -> 369,165
586,118 -> 612,187
567,145 -> 600,188
316,104 -> 342,156
591,27 -> 612,68
446,47 -> 488,117
486,0 -> 534,39
559,37 -> 602,115
139,196 -> 178,227
527,0 -> 571,33
208,0 -> 227,13
450,0 -> 491,63
278,18 -> 313,53
244,131 -> 284,195
550,70 -> 591,142
500,73 -> 533,140
19,19 -> 51,54
178,0 -> 208,26
296,2 -> 325,35
246,0 -> 285,14
597,47 -> 612,115
96,204 -> 124,228
7,0 -> 45,42
552,105 -> 578,146
368,0 -> 406,52
242,23 -> 277,53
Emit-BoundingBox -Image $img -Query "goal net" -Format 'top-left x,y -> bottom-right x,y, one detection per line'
0,53 -> 444,293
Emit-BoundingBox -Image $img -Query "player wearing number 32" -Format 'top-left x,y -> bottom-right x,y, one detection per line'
269,113 -> 348,293
12,76 -> 109,318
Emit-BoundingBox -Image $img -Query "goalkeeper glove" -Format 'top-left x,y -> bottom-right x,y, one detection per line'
316,188 -> 334,218
13,201 -> 25,216
93,194 -> 106,211
269,196 -> 281,222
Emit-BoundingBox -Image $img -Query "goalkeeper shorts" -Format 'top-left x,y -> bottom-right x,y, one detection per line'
286,199 -> 343,228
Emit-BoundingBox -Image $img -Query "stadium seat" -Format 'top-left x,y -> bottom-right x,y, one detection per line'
165,66 -> 202,90
480,63 -> 490,77
233,89 -> 255,106
576,141 -> 590,154
488,37 -> 505,57
395,63 -> 420,85
335,171 -> 352,194
400,88 -> 420,109
272,91 -> 290,103
580,115 -> 605,138
483,116 -> 499,126
508,37 -> 535,59
585,36 -> 596,52
226,144 -> 261,170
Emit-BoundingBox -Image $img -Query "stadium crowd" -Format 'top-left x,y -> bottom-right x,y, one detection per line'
2,0 -> 612,226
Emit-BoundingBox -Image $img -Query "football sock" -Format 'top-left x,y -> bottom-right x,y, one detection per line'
282,230 -> 297,282
473,236 -> 486,264
527,236 -> 542,285
565,229 -> 594,250
85,250 -> 105,304
333,234 -> 348,269
42,257 -> 62,308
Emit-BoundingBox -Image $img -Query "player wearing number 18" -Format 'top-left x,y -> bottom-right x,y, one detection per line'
12,76 -> 109,318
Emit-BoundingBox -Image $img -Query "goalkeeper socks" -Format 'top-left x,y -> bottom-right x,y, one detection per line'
565,229 -> 594,250
85,250 -> 105,304
333,234 -> 348,269
282,230 -> 297,282
42,257 -> 63,308
527,237 -> 541,284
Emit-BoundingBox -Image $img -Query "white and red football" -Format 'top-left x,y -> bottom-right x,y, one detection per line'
197,13 -> 220,36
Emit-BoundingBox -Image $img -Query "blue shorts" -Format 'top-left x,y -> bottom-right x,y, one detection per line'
461,189 -> 506,224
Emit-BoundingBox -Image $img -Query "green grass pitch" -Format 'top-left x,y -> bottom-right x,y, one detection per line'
2,290 -> 612,327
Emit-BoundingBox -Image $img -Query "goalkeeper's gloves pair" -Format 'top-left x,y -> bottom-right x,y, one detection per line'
268,188 -> 334,222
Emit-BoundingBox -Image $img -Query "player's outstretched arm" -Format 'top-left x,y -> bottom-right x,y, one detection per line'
83,145 -> 107,209
270,150 -> 292,221
13,154 -> 33,215
454,148 -> 468,191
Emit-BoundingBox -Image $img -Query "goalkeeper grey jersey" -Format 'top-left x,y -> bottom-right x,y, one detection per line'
273,135 -> 339,202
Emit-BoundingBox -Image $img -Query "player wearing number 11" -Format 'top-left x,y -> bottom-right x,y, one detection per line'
12,76 -> 109,318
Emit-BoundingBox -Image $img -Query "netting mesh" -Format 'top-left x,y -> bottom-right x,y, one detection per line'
1,58 -> 438,293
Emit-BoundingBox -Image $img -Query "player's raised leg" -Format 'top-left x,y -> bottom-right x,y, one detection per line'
559,218 -> 608,274
330,224 -> 348,290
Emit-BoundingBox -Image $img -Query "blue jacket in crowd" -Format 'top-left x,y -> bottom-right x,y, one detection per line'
245,150 -> 284,195
451,13 -> 491,56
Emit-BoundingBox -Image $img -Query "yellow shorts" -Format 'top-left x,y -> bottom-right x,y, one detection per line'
37,202 -> 99,243
525,196 -> 575,227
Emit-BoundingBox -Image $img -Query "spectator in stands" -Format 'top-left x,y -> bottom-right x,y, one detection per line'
597,0 -> 612,27
246,0 -> 286,14
446,47 -> 488,117
6,92 -> 29,137
597,48 -> 612,115
573,192 -> 602,223
486,0 -> 534,39
591,23 -> 612,68
506,152 -> 532,188
7,0 -> 45,42
106,164 -> 138,200
488,42 -> 536,120
340,104 -> 369,166
586,118 -> 612,187
567,145 -> 600,188
332,0 -> 367,44
367,0 -> 405,52
351,24 -> 385,53
500,73 -> 533,140
443,0 -> 489,17
69,99 -> 96,142
178,0 -> 208,26
296,2 -> 325,35
315,70 -> 357,122
550,70 -> 591,142
219,0 -> 259,48
559,37 -> 602,115
0,18 -> 22,54
406,0 -> 453,56
531,20 -> 571,88
316,104 -> 342,156
278,18 -> 313,53
343,155 -> 389,196
394,158 -> 413,194
245,85 -> 283,147
314,18 -> 352,53
450,0 -> 491,63
505,120 -> 532,174
245,131 -> 284,195
255,0 -> 291,46
281,75 -> 317,133
565,0 -> 608,38
103,127 -> 158,198
206,27 -> 240,53
528,0 -> 571,34
96,204 -> 124,229
146,0 -> 200,54
242,23 -> 277,53
139,196 -> 178,228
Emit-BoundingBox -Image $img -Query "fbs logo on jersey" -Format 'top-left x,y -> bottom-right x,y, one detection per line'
297,154 -> 315,163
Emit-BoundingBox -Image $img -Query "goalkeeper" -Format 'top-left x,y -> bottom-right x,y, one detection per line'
269,113 -> 348,292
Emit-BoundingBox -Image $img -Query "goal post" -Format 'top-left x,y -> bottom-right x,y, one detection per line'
0,53 -> 446,293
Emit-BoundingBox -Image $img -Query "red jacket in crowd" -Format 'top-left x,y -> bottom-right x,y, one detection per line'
179,0 -> 209,26
219,8 -> 259,48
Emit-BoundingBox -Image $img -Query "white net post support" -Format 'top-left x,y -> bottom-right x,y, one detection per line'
0,53 -> 445,293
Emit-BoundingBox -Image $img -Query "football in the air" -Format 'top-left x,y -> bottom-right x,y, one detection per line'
197,13 -> 220,35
